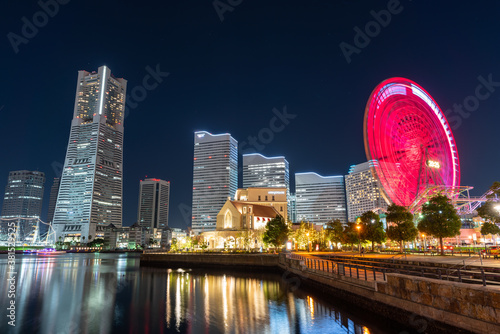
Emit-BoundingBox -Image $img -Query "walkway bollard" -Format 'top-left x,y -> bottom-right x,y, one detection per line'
364,267 -> 367,280
481,268 -> 486,286
458,268 -> 462,282
383,269 -> 386,281
356,266 -> 359,279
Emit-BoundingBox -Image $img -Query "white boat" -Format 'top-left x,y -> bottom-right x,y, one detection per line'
36,249 -> 67,255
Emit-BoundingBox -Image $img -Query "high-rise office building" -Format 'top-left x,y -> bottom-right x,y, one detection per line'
345,161 -> 389,222
192,131 -> 238,234
47,177 -> 60,224
243,153 -> 291,220
295,172 -> 347,224
1,170 -> 45,242
52,66 -> 127,241
288,193 -> 297,223
137,178 -> 170,229
1,170 -> 45,218
242,154 -> 289,189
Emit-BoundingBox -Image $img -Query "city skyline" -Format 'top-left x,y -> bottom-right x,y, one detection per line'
2,1 -> 500,229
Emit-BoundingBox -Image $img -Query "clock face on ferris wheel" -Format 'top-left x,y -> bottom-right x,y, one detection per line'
363,77 -> 460,207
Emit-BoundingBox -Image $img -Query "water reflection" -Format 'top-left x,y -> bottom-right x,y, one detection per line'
0,254 -> 407,334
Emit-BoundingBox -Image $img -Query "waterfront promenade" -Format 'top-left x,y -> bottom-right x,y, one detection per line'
315,251 -> 500,268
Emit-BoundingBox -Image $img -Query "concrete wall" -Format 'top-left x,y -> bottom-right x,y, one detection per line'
141,253 -> 279,269
378,274 -> 500,332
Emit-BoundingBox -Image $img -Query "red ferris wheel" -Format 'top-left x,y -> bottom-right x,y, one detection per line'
364,77 -> 460,208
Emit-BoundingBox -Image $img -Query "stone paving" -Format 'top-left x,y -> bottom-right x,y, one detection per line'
300,251 -> 500,268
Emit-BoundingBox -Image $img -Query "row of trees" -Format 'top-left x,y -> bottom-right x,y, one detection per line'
263,194 -> 467,255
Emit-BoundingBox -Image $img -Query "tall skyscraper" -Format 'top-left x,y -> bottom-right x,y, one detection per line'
345,161 -> 389,222
53,66 -> 127,241
295,172 -> 347,224
47,177 -> 60,224
242,154 -> 289,190
1,170 -> 45,242
137,178 -> 170,229
192,131 -> 238,234
1,171 -> 45,219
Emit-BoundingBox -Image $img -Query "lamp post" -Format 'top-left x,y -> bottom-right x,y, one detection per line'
356,225 -> 361,255
306,232 -> 310,252
422,234 -> 426,253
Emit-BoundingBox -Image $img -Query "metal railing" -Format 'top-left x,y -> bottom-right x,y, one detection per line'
287,253 -> 500,286
287,253 -> 387,282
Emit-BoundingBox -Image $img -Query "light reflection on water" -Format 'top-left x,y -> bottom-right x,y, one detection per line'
0,253 -> 409,334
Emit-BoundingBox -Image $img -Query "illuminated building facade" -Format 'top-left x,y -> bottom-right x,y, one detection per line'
0,170 -> 45,243
1,170 -> 45,219
234,187 -> 287,222
295,172 -> 346,224
201,198 -> 282,249
137,178 -> 170,229
242,153 -> 290,219
242,154 -> 289,189
191,131 -> 238,234
53,66 -> 127,242
345,161 -> 388,222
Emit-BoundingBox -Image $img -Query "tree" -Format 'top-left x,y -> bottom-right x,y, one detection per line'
263,216 -> 289,249
88,237 -> 104,248
417,194 -> 461,255
477,201 -> 500,225
170,238 -> 178,252
359,211 -> 386,252
291,221 -> 317,250
325,219 -> 344,248
341,222 -> 360,251
486,181 -> 500,198
386,204 -> 418,252
237,230 -> 253,250
481,222 -> 500,244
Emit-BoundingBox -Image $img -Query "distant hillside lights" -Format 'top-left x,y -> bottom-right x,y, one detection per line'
7,0 -> 71,54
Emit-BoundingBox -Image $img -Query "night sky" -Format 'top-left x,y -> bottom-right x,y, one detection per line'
1,0 -> 500,229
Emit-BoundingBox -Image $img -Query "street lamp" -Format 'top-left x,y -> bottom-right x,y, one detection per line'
306,232 -> 310,252
356,225 -> 361,255
422,234 -> 426,252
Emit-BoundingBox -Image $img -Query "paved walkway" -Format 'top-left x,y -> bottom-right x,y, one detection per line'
299,251 -> 500,268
